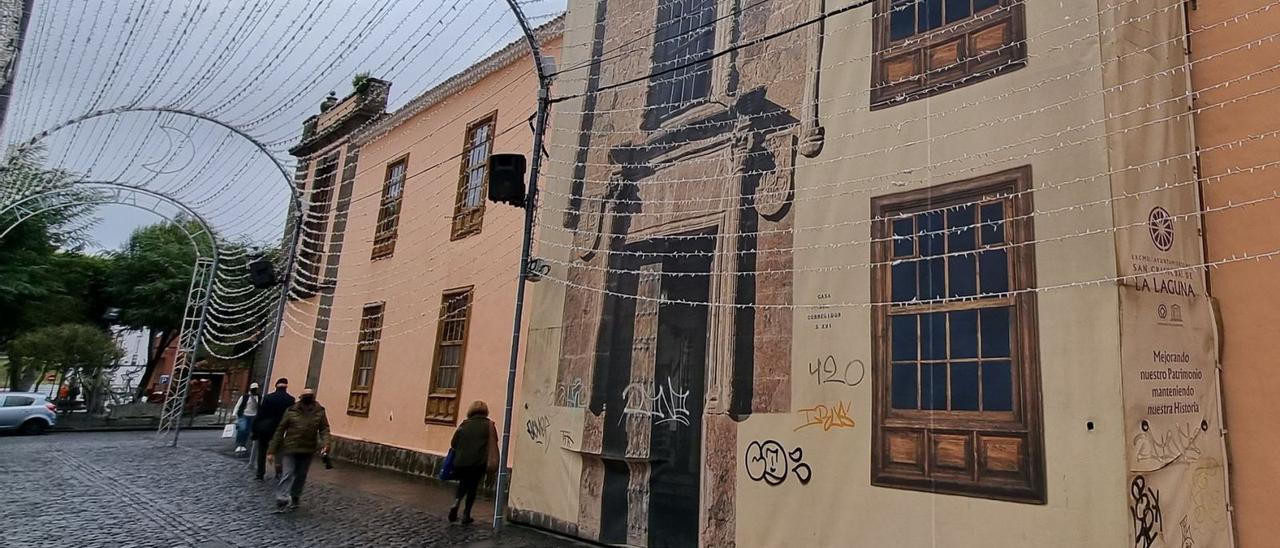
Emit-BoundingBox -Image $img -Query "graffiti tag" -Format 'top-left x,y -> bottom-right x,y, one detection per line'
526,415 -> 550,450
794,401 -> 855,432
744,440 -> 812,486
556,377 -> 585,408
1191,457 -> 1225,526
560,429 -> 576,447
1133,420 -> 1204,464
620,377 -> 690,426
1130,475 -> 1162,548
807,356 -> 865,387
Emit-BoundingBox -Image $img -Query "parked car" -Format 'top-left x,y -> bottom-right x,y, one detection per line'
0,392 -> 57,434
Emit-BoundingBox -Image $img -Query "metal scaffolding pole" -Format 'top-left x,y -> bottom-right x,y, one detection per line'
157,255 -> 218,446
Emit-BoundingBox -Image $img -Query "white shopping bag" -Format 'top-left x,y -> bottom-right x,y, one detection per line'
221,423 -> 236,438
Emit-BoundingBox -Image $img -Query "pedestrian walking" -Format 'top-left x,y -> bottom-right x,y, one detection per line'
266,388 -> 330,513
447,400 -> 499,525
252,378 -> 294,481
231,383 -> 261,455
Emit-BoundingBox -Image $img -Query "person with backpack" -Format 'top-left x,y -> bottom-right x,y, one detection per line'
231,383 -> 260,455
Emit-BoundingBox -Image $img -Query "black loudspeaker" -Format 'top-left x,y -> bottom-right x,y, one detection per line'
488,153 -> 527,207
248,258 -> 277,289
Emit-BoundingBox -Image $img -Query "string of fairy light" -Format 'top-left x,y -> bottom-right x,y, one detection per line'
245,0 -> 1280,347
1,0 -> 558,357
2,0 -> 1276,359
280,2 -> 1228,302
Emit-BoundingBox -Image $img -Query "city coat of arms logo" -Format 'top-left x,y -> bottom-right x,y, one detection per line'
1148,206 -> 1175,252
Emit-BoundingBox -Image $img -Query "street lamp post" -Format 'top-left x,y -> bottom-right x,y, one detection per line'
492,0 -> 553,530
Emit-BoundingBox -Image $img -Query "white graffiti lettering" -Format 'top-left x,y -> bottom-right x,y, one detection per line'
1133,421 -> 1204,464
556,378 -> 585,408
620,377 -> 690,426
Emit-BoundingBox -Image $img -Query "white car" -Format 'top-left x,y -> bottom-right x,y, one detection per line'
0,392 -> 57,434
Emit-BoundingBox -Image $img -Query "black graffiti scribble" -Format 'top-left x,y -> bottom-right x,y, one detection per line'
1131,475 -> 1162,548
526,416 -> 550,449
744,440 -> 812,486
807,356 -> 865,387
560,429 -> 575,447
1180,515 -> 1194,548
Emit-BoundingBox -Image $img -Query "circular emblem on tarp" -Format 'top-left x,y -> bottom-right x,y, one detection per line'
1148,206 -> 1174,251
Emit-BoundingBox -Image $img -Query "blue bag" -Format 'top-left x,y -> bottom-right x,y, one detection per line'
439,449 -> 456,481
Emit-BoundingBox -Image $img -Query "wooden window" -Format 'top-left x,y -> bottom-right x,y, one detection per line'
451,115 -> 496,240
425,288 -> 474,424
347,303 -> 385,416
871,0 -> 1026,108
646,0 -> 717,124
870,166 -> 1044,503
372,158 -> 407,260
299,152 -> 340,290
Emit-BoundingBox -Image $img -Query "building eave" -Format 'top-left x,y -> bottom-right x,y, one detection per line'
353,13 -> 564,147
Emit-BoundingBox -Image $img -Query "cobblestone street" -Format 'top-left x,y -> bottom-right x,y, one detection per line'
0,430 -> 583,548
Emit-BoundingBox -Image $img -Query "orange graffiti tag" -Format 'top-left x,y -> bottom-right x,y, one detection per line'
794,401 -> 856,432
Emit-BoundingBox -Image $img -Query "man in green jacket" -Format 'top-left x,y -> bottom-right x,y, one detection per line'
266,388 -> 330,512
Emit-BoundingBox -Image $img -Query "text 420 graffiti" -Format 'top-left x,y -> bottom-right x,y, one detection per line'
807,356 -> 865,387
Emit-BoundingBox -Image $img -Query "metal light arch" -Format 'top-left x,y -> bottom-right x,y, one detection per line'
0,182 -> 217,251
4,105 -> 308,407
0,182 -> 219,447
15,106 -> 296,193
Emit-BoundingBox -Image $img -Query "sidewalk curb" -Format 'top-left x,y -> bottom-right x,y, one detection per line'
51,425 -> 224,433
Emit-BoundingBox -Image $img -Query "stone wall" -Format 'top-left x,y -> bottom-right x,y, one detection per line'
328,435 -> 500,493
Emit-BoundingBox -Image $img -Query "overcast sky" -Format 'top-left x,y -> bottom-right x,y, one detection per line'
5,0 -> 564,251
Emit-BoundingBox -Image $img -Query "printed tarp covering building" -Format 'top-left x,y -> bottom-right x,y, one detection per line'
1101,0 -> 1232,546
509,0 -> 1235,546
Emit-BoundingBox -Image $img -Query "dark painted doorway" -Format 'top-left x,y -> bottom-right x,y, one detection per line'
648,236 -> 711,548
596,230 -> 713,547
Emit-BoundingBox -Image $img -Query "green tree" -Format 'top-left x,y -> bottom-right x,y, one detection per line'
28,252 -> 113,328
106,218 -> 214,400
8,324 -> 122,408
0,145 -> 98,349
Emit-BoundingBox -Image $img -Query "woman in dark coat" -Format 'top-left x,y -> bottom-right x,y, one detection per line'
448,400 -> 498,524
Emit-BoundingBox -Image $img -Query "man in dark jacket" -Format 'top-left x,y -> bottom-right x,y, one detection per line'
251,378 -> 294,481
267,388 -> 330,512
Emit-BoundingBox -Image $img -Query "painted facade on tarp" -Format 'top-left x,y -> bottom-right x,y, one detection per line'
511,0 -> 1233,546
